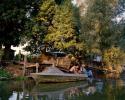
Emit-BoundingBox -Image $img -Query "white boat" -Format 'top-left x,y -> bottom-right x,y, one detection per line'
30,67 -> 88,83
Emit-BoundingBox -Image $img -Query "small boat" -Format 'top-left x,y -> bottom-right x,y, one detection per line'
30,67 -> 88,83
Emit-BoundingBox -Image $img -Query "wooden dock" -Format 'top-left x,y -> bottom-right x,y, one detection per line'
89,66 -> 117,74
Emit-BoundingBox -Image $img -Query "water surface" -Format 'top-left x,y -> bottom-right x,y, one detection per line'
0,73 -> 125,100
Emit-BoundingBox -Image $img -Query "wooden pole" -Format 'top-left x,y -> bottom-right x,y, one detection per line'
36,62 -> 39,73
23,55 -> 27,76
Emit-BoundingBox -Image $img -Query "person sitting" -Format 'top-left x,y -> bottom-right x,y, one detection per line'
80,64 -> 87,74
69,64 -> 81,74
69,65 -> 77,73
76,65 -> 81,74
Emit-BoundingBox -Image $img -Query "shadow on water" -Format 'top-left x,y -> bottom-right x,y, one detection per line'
0,72 -> 125,100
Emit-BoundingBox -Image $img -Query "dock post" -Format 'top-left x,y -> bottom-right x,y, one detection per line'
36,63 -> 39,73
23,55 -> 27,76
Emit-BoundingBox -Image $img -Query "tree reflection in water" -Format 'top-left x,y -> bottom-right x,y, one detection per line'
0,77 -> 125,100
0,81 -> 13,100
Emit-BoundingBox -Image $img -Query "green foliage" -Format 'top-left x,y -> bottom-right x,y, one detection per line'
0,69 -> 12,79
0,0 -> 39,60
27,55 -> 33,62
15,76 -> 27,81
80,0 -> 120,57
26,0 -> 82,54
103,46 -> 125,72
14,54 -> 21,61
118,24 -> 125,50
25,0 -> 56,53
0,81 -> 13,100
0,0 -> 27,46
55,0 -> 63,5
44,0 -> 81,52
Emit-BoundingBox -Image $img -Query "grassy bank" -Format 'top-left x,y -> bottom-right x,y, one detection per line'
0,69 -> 27,81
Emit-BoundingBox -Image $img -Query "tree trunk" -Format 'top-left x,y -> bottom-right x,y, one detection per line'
2,44 -> 14,61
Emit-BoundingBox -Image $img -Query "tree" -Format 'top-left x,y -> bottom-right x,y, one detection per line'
26,0 -> 82,55
0,0 -> 38,60
115,0 -> 125,23
80,0 -> 119,57
114,0 -> 125,50
103,46 -> 124,73
55,0 -> 64,5
44,0 -> 82,53
25,0 -> 56,54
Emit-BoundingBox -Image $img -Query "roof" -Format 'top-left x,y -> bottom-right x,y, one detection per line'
47,51 -> 66,57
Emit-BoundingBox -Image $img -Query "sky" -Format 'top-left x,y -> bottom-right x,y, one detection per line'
11,43 -> 30,55
115,12 -> 125,23
72,0 -> 77,4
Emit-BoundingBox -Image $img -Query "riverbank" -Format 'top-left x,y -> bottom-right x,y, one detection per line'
0,64 -> 26,81
0,63 -> 123,81
0,68 -> 12,80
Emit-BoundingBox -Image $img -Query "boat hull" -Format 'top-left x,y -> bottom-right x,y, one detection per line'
30,73 -> 87,83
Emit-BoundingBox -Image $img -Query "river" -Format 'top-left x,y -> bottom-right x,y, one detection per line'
0,72 -> 125,100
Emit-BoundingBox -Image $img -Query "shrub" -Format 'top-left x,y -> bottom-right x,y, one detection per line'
0,69 -> 12,79
103,46 -> 125,73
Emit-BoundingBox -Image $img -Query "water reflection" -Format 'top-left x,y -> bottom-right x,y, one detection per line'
31,82 -> 89,100
0,75 -> 125,100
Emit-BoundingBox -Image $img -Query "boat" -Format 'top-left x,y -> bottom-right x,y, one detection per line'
30,67 -> 88,83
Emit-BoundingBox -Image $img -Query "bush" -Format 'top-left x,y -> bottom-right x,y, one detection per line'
0,69 -> 12,79
103,46 -> 125,73
15,76 -> 27,81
